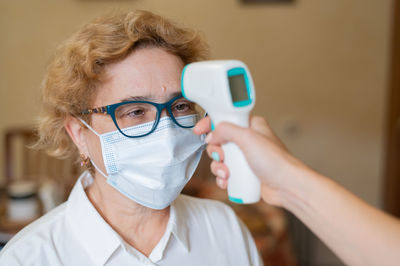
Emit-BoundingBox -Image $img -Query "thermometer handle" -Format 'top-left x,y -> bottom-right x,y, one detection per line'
213,114 -> 260,204
223,142 -> 260,204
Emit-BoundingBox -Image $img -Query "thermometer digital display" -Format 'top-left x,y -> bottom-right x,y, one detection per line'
229,74 -> 248,102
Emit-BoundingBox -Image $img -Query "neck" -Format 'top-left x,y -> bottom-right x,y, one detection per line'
85,171 -> 170,257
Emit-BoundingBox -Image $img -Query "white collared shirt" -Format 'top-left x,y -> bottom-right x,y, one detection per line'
0,172 -> 262,266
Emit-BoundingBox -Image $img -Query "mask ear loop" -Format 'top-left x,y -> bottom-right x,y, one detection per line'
78,117 -> 109,179
90,159 -> 109,179
78,118 -> 101,137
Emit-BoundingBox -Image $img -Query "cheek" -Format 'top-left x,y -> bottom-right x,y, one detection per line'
85,132 -> 106,171
91,115 -> 116,134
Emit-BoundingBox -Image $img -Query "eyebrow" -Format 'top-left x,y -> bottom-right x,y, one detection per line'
120,92 -> 182,103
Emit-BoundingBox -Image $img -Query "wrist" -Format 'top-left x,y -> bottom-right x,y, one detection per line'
275,158 -> 324,212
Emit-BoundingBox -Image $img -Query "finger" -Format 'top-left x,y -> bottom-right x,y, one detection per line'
210,161 -> 229,180
206,122 -> 251,149
193,116 -> 211,135
216,177 -> 228,189
206,144 -> 225,162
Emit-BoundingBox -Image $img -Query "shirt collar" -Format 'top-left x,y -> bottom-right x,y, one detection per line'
66,171 -> 121,266
65,171 -> 190,265
147,199 -> 190,262
170,199 -> 190,253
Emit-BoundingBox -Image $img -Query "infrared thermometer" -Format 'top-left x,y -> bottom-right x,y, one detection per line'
181,60 -> 260,204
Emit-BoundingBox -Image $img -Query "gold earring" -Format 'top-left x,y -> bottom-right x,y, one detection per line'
80,154 -> 90,167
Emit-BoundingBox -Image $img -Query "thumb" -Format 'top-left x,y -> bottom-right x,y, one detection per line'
250,116 -> 271,136
250,116 -> 288,151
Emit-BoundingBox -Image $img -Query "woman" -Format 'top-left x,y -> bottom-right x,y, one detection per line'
0,11 -> 261,265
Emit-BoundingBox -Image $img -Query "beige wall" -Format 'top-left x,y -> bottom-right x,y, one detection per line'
0,0 -> 393,209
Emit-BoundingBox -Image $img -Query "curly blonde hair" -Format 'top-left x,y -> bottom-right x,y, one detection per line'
35,10 -> 209,161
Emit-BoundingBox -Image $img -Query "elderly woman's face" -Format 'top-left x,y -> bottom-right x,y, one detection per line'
84,47 -> 185,172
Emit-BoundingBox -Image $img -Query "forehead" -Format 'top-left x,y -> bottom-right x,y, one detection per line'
93,47 -> 185,107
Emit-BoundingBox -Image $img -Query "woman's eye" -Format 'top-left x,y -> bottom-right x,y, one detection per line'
175,104 -> 189,111
126,109 -> 145,117
174,101 -> 192,112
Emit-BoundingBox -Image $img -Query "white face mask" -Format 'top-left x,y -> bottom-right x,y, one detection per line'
80,115 -> 205,209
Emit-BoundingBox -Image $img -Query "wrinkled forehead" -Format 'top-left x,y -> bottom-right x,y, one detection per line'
91,47 -> 185,108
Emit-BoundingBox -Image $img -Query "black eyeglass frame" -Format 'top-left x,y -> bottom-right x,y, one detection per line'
80,93 -> 195,138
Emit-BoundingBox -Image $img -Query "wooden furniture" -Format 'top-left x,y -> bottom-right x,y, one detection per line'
1,127 -> 79,235
384,0 -> 400,218
4,127 -> 79,192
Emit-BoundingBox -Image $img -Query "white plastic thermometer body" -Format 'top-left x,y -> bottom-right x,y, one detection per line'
181,60 -> 260,204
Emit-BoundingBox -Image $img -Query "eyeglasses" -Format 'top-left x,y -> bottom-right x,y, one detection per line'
80,93 -> 205,138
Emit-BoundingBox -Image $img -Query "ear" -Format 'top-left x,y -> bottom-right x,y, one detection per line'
64,115 -> 90,157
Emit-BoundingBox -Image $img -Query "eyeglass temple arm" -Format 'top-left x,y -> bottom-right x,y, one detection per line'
81,106 -> 108,115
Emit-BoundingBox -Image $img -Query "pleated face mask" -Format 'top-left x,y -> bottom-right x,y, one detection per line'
80,114 -> 205,209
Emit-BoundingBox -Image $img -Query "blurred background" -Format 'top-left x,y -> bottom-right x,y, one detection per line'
0,0 -> 399,265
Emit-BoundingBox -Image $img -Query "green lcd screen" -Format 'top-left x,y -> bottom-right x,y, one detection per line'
228,74 -> 249,103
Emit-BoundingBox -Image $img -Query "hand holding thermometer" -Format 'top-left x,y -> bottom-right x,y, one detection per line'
181,60 -> 261,204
